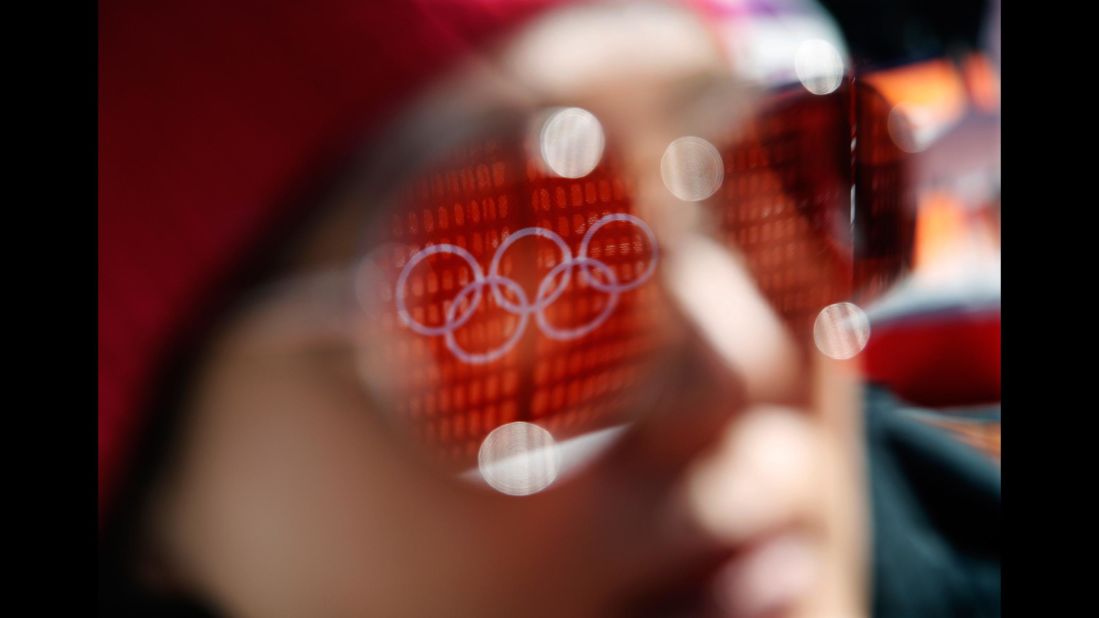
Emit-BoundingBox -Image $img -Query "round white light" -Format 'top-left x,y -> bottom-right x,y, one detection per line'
887,105 -> 925,153
477,422 -> 559,496
795,39 -> 844,96
813,302 -> 870,360
539,107 -> 605,179
661,136 -> 724,202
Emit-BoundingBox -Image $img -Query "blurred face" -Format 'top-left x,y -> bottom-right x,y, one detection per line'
145,3 -> 868,617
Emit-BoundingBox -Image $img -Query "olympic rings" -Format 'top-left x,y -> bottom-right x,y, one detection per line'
395,213 -> 658,364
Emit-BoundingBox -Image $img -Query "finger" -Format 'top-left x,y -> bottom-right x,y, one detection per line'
678,405 -> 822,546
712,530 -> 820,618
785,351 -> 868,618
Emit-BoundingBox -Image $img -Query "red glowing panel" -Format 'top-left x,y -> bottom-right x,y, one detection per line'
356,129 -> 667,470
354,82 -> 918,470
712,85 -> 854,343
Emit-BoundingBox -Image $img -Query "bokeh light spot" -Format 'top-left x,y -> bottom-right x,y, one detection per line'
813,302 -> 870,360
539,107 -> 605,179
794,39 -> 844,96
477,422 -> 559,496
661,136 -> 724,202
887,105 -> 925,153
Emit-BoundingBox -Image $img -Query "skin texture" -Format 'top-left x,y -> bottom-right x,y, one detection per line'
144,3 -> 868,617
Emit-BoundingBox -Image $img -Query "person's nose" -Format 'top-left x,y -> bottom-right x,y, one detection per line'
544,234 -> 819,608
602,228 -> 807,478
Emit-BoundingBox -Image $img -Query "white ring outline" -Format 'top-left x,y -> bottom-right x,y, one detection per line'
535,256 -> 620,341
445,275 -> 531,365
578,213 -> 659,292
488,226 -> 572,314
393,214 -> 658,364
396,243 -> 484,336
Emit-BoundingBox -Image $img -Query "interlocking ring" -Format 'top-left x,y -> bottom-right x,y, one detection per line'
488,226 -> 573,313
396,243 -> 484,336
535,256 -> 619,341
445,275 -> 530,364
578,213 -> 659,291
395,214 -> 658,364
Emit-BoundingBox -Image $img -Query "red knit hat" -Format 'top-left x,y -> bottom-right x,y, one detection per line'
98,0 -> 564,521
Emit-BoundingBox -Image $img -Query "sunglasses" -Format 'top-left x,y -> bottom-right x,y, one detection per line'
330,76 -> 914,490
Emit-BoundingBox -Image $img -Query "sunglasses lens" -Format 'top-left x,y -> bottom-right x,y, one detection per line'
352,117 -> 673,484
350,83 -> 915,489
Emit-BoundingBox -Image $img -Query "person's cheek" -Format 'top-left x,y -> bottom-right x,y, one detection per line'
161,314 -> 641,618
154,330 -> 453,616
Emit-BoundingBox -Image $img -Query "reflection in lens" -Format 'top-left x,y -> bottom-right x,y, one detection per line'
813,302 -> 870,360
794,39 -> 844,96
539,107 -> 605,179
887,105 -> 924,153
477,422 -> 559,495
661,136 -> 724,202
350,103 -> 674,481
